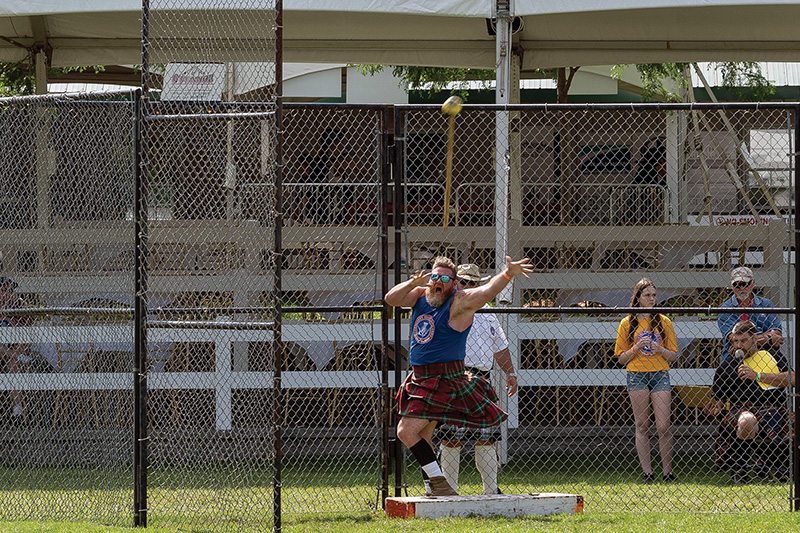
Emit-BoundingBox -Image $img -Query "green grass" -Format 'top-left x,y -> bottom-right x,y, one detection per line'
0,451 -> 796,531
4,512 -> 800,533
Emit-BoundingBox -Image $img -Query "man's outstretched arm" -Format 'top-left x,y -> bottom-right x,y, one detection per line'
458,256 -> 533,313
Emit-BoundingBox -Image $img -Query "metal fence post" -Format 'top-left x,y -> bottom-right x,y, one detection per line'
273,3 -> 284,531
793,104 -> 800,511
392,107 -> 406,497
380,106 -> 391,508
133,85 -> 149,527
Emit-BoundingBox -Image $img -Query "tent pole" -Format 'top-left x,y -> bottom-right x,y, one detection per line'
495,0 -> 512,302
34,50 -> 47,94
494,0 -> 514,470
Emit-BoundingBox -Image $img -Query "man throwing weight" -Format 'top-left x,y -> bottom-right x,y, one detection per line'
385,255 -> 532,496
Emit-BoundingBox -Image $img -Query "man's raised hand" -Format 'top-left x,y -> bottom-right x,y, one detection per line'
505,256 -> 534,279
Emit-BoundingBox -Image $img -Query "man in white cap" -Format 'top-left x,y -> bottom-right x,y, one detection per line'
434,263 -> 517,495
717,266 -> 783,363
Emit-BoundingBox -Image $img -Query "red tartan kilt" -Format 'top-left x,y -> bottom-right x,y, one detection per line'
395,360 -> 508,429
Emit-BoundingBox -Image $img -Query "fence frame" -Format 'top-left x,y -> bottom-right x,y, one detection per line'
1,98 -> 799,528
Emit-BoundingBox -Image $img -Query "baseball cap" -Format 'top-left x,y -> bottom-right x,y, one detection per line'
730,266 -> 754,284
456,264 -> 490,283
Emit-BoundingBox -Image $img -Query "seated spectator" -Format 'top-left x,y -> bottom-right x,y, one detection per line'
704,320 -> 791,483
0,277 -> 32,421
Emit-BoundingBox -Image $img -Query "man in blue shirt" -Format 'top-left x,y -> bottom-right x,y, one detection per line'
717,266 -> 783,363
385,255 -> 532,496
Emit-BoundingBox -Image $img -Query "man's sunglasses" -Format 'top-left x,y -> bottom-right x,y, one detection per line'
458,279 -> 477,287
732,281 -> 751,289
429,273 -> 453,283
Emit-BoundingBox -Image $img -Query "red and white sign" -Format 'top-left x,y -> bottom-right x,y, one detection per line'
161,63 -> 226,101
713,215 -> 771,226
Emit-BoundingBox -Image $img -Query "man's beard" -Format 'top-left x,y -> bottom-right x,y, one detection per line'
425,285 -> 451,308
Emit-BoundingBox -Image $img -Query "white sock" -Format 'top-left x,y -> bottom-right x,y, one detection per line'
439,445 -> 461,492
420,461 -> 443,479
475,444 -> 499,495
12,405 -> 23,417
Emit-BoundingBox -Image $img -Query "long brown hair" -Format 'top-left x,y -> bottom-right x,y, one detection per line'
626,277 -> 665,345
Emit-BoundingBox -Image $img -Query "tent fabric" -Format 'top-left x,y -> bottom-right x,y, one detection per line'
1,1 -> 799,69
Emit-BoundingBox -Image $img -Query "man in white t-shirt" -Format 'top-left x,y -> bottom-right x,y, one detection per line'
433,264 -> 518,495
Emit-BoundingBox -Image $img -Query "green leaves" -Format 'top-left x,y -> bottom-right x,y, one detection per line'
713,61 -> 775,101
352,64 -> 493,100
0,61 -> 34,97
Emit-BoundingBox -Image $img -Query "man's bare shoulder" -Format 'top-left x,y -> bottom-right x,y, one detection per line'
451,289 -> 481,314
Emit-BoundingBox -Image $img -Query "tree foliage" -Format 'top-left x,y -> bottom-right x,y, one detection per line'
613,63 -> 688,102
613,62 -> 774,102
353,64 -> 493,100
0,61 -> 34,96
0,60 -> 106,97
713,61 -> 775,101
358,62 -> 775,104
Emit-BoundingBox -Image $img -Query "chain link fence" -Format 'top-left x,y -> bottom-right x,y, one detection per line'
279,103 -> 388,516
394,103 -> 797,512
0,87 -> 797,530
142,0 -> 279,530
0,90 -> 137,526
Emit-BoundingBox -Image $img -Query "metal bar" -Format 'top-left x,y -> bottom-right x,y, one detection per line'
396,306 -> 795,315
1,304 -> 786,317
274,1 -> 284,530
794,104 -> 800,511
282,103 -> 390,111
0,90 -> 135,104
392,105 -> 405,497
135,3 -> 151,523
133,82 -> 148,531
0,307 -> 134,316
379,105 -> 391,509
393,102 -> 800,112
0,305 -> 378,315
151,306 -> 382,314
145,111 -> 276,121
150,101 -> 276,112
147,320 -> 275,330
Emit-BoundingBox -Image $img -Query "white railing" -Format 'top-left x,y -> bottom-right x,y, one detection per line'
0,317 -> 725,430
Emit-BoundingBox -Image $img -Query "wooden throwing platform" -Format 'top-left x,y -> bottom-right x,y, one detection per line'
386,492 -> 583,519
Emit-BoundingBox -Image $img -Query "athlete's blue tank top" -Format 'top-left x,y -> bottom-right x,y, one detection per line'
409,292 -> 470,366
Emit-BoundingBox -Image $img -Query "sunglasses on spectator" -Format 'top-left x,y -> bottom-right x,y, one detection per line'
732,281 -> 751,289
430,273 -> 453,283
458,279 -> 477,287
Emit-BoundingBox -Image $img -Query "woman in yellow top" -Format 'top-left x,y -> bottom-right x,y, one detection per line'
614,277 -> 679,483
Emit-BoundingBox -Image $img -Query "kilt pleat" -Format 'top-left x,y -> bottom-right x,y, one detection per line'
396,360 -> 507,428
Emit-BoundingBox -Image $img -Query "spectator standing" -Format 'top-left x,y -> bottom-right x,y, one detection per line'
614,277 -> 678,483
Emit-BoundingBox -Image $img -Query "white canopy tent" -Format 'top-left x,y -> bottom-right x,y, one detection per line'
0,1 -> 799,69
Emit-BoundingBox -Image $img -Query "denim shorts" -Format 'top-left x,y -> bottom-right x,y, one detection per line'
626,370 -> 671,393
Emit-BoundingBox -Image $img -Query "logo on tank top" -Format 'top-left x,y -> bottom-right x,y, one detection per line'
413,314 -> 435,344
489,326 -> 496,337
